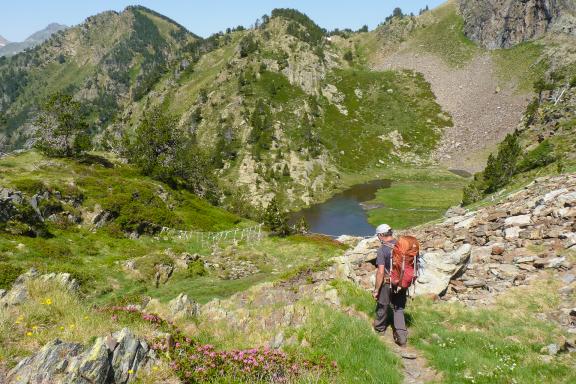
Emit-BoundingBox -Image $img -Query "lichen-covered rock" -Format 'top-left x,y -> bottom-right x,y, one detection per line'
169,293 -> 200,319
7,328 -> 152,384
6,340 -> 83,384
0,269 -> 79,308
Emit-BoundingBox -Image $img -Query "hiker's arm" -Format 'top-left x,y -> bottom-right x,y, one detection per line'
373,265 -> 385,299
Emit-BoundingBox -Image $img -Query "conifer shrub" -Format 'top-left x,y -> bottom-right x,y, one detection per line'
524,98 -> 540,128
483,132 -> 522,194
263,196 -> 290,236
34,92 -> 91,158
517,140 -> 556,173
124,107 -> 219,203
462,132 -> 522,205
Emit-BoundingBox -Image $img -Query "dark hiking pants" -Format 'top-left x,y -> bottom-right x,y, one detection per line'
374,284 -> 408,345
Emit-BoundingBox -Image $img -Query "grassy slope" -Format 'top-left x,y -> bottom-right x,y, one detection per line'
0,152 -> 349,305
291,303 -> 403,384
408,3 -> 479,68
367,178 -> 466,229
321,69 -> 450,171
0,151 -> 239,231
491,42 -> 549,92
333,279 -> 576,384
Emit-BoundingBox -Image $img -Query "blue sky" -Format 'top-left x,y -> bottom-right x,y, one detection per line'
1,0 -> 445,42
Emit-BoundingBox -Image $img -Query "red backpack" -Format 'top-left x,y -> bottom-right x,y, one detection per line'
390,236 -> 420,289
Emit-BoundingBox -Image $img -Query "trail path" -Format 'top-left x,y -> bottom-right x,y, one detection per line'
342,307 -> 441,384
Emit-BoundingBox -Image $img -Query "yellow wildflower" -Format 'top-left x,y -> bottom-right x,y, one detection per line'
152,366 -> 159,372
59,326 -> 65,331
32,326 -> 38,330
26,331 -> 33,337
128,369 -> 134,375
69,324 -> 75,329
43,298 -> 52,305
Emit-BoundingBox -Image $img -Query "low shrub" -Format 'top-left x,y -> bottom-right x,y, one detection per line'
103,306 -> 333,382
100,188 -> 182,233
156,340 -> 330,383
11,179 -> 46,195
0,263 -> 24,289
32,240 -> 74,260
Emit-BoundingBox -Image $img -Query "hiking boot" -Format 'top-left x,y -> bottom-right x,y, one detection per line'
373,327 -> 386,335
398,346 -> 417,359
400,350 -> 417,360
393,330 -> 400,345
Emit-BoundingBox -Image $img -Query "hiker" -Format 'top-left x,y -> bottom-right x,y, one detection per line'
372,224 -> 408,347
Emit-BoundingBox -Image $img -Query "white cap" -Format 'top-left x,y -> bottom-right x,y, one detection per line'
375,223 -> 392,235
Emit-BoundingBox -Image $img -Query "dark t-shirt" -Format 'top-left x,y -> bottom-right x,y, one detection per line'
375,240 -> 397,273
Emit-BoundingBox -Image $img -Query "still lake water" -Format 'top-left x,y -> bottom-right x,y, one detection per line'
290,179 -> 391,237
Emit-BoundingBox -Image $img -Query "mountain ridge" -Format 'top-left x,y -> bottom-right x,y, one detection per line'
0,23 -> 67,57
0,0 -> 575,208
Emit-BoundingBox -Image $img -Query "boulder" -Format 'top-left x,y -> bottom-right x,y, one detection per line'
7,328 -> 152,384
336,235 -> 363,247
7,340 -> 84,384
470,246 -> 492,263
543,188 -> 569,203
558,192 -> 576,207
546,257 -> 567,269
491,244 -> 505,255
497,264 -> 519,277
464,279 -> 486,288
345,236 -> 380,263
505,227 -> 521,240
444,206 -> 466,218
455,216 -> 476,229
515,256 -> 536,264
414,244 -> 472,296
504,215 -> 531,227
168,293 -> 200,319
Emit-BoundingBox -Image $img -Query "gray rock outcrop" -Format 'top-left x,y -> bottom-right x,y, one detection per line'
7,328 -> 152,384
0,269 -> 79,307
459,0 -> 576,49
415,244 -> 472,296
168,293 -> 200,319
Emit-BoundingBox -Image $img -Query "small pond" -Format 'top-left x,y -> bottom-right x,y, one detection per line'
290,179 -> 391,238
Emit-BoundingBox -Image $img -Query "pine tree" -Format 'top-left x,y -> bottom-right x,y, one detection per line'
483,132 -> 522,193
34,92 -> 91,158
263,196 -> 290,236
295,216 -> 310,234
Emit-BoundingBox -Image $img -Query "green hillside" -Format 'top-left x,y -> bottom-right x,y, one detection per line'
0,6 -> 198,147
0,7 -> 456,209
113,10 -> 453,207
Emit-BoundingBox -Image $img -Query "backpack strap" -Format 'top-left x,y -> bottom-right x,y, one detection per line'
381,241 -> 395,289
399,254 -> 406,288
381,241 -> 395,249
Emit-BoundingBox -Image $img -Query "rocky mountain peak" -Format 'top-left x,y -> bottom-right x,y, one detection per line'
459,0 -> 576,49
0,23 -> 66,57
